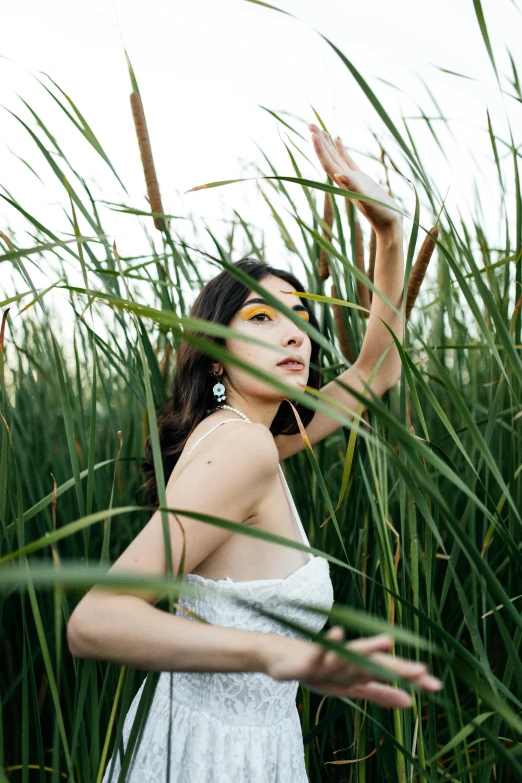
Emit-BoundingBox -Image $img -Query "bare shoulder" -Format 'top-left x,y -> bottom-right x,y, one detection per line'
198,420 -> 279,477
173,419 -> 279,492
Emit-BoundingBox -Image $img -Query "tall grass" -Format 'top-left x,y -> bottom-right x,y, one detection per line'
1,4 -> 521,781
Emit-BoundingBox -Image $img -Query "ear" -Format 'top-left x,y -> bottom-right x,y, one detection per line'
210,362 -> 223,376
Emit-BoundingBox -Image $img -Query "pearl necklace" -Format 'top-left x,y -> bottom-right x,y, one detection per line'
212,404 -> 252,422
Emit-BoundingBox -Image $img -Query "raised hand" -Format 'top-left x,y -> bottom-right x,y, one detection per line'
266,626 -> 442,709
309,123 -> 402,235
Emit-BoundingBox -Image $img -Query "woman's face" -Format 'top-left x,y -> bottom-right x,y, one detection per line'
220,275 -> 312,402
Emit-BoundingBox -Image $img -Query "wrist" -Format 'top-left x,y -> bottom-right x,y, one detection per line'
248,631 -> 277,674
376,220 -> 403,243
255,631 -> 291,677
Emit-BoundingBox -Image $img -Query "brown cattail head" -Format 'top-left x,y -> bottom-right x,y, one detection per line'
318,190 -> 334,281
130,92 -> 165,232
368,228 -> 376,294
331,283 -> 354,364
405,226 -> 439,321
354,218 -> 371,318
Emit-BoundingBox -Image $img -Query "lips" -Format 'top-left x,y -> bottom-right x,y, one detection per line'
277,356 -> 305,369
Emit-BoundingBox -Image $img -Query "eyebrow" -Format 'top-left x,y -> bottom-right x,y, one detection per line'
242,297 -> 308,312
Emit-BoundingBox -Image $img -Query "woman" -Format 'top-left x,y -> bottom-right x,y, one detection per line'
67,125 -> 441,782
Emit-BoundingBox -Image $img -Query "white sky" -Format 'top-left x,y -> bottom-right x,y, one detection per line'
1,0 -> 520,303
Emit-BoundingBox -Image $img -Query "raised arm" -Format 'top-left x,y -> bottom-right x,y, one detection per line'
276,125 -> 404,462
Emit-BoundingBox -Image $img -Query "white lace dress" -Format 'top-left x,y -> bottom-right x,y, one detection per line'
102,419 -> 335,783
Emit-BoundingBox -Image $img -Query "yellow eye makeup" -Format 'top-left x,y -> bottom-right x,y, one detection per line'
234,304 -> 310,325
235,304 -> 276,323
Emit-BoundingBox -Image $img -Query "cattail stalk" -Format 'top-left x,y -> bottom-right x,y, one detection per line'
318,191 -> 334,280
331,283 -> 354,364
130,92 -> 165,232
406,227 -> 439,320
354,217 -> 371,318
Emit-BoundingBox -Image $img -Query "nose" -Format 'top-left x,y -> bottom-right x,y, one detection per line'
280,317 -> 306,348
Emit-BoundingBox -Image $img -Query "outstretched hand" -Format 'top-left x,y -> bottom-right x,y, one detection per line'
308,123 -> 402,235
267,626 -> 442,709
300,627 -> 441,708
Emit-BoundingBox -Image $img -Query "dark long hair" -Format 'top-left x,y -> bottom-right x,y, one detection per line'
139,258 -> 321,505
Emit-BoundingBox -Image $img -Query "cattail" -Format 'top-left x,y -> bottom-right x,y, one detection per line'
130,91 -> 165,232
331,283 -> 354,364
406,226 -> 439,320
318,190 -> 334,280
368,228 -> 376,297
354,218 -> 371,318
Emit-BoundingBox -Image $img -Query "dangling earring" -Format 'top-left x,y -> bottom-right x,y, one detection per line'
211,371 -> 226,403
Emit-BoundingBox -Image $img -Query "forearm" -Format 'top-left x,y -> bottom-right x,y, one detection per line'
67,593 -> 272,674
355,221 -> 405,390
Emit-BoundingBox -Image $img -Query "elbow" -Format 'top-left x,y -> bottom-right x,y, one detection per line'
357,369 -> 397,399
376,377 -> 400,398
374,363 -> 403,396
381,372 -> 401,394
66,618 -> 85,659
67,593 -> 141,661
67,602 -> 99,659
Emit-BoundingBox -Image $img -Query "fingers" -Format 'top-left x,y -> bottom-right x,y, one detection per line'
319,128 -> 340,161
325,625 -> 345,640
308,123 -> 360,178
344,682 -> 413,709
308,124 -> 345,180
345,634 -> 394,654
310,132 -> 344,182
320,132 -> 345,174
321,633 -> 402,677
308,127 -> 361,199
318,626 -> 345,667
370,652 -> 427,681
369,652 -> 442,692
309,123 -> 337,157
327,635 -> 443,691
334,137 -> 360,171
319,632 -> 392,684
409,672 -> 443,692
314,632 -> 442,696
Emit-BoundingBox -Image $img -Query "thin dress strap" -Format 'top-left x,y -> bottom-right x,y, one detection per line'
185,418 -> 252,457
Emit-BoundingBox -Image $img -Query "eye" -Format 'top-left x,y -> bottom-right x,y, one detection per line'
237,305 -> 275,323
235,304 -> 310,324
